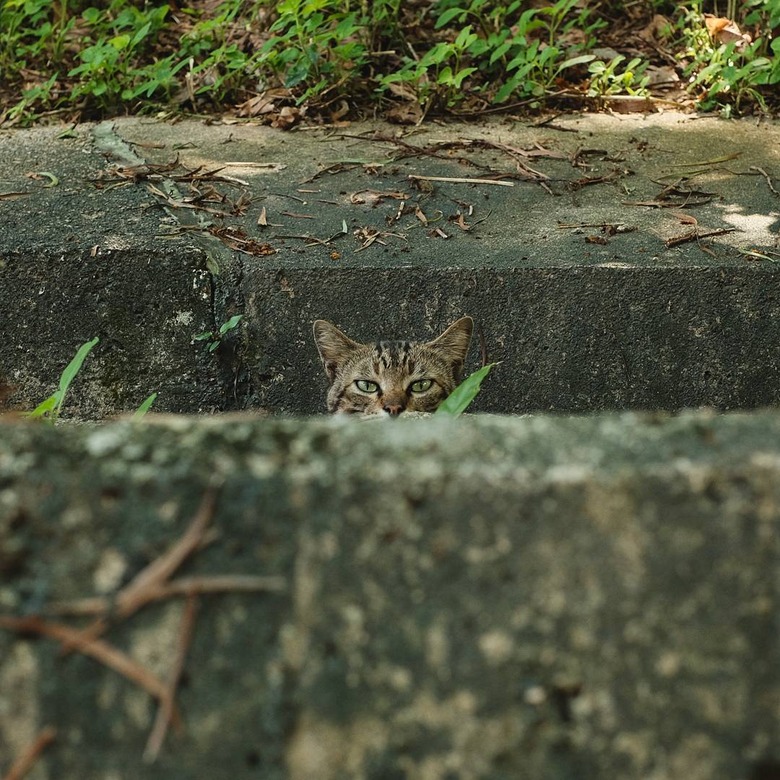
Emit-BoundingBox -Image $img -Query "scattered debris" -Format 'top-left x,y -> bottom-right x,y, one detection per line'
626,179 -> 716,208
209,225 -> 277,256
558,221 -> 636,234
353,226 -> 406,251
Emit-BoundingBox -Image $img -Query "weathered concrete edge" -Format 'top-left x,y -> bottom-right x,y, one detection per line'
0,410 -> 779,779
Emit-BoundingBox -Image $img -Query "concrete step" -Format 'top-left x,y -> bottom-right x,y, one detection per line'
0,411 -> 778,778
1,114 -> 778,416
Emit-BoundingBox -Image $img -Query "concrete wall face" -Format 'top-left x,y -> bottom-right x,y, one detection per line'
0,413 -> 778,779
243,265 -> 780,414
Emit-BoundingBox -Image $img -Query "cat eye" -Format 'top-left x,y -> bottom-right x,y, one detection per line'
355,379 -> 379,393
410,379 -> 433,393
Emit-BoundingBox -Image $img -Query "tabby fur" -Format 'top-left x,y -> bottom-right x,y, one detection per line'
313,317 -> 473,416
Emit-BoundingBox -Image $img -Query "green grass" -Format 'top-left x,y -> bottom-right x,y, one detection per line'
1,0 -> 779,124
26,337 -> 99,422
435,363 -> 498,417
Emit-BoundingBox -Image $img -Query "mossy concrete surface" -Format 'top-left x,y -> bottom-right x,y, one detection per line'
1,114 -> 779,416
1,411 -> 778,779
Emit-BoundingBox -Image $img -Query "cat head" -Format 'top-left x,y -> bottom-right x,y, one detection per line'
313,317 -> 474,416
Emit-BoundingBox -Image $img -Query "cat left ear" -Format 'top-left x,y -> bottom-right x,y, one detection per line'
313,320 -> 360,382
427,316 -> 474,374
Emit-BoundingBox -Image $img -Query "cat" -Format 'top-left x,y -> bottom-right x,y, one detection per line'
313,316 -> 473,416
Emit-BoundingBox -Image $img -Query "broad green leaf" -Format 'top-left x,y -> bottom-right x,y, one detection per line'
435,363 -> 497,417
558,54 -> 596,71
435,7 -> 466,29
110,34 -> 131,50
218,314 -> 243,335
193,331 -> 214,341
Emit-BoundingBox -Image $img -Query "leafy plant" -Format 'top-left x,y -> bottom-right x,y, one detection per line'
27,337 -> 99,422
676,0 -> 780,111
435,362 -> 496,417
587,55 -> 650,97
260,0 -> 369,103
194,314 -> 243,353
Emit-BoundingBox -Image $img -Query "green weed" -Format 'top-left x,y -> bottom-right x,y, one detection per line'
587,55 -> 650,97
435,362 -> 497,417
194,314 -> 244,353
133,392 -> 158,419
27,337 -> 99,422
677,0 -> 780,111
1,0 -> 779,122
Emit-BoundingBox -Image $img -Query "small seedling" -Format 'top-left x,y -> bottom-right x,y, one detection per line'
435,362 -> 497,417
27,337 -> 100,422
194,314 -> 243,353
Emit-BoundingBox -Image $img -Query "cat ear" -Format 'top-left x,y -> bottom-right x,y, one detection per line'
313,320 -> 360,382
427,316 -> 473,374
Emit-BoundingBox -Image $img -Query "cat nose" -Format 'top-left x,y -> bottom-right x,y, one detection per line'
383,403 -> 404,417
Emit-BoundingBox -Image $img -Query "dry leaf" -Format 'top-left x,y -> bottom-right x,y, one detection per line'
639,14 -> 673,42
673,212 -> 698,226
450,213 -> 472,231
386,101 -> 423,125
257,206 -> 268,227
271,106 -> 305,130
704,15 -> 752,48
585,235 -> 609,245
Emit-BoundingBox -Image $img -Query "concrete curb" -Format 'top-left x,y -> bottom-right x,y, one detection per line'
2,114 -> 779,415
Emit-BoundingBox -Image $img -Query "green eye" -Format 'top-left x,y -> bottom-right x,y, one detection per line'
355,379 -> 379,393
410,379 -> 433,393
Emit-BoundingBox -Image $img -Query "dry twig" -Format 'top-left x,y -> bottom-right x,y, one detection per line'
143,595 -> 199,763
408,174 -> 514,187
665,226 -> 737,248
750,166 -> 779,197
0,615 -> 170,703
61,488 -> 217,652
1,726 -> 57,780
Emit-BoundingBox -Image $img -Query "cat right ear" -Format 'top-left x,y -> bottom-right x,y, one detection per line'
313,320 -> 359,382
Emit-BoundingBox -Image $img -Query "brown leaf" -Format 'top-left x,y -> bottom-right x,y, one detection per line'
673,212 -> 698,226
350,189 -> 407,206
257,206 -> 268,227
585,235 -> 609,245
450,212 -> 471,231
704,15 -> 752,48
639,14 -> 673,42
386,101 -> 423,126
414,205 -> 428,225
271,106 -> 305,130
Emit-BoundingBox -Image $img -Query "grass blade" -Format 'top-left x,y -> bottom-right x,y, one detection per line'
133,392 -> 158,419
55,337 -> 99,416
435,363 -> 497,417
